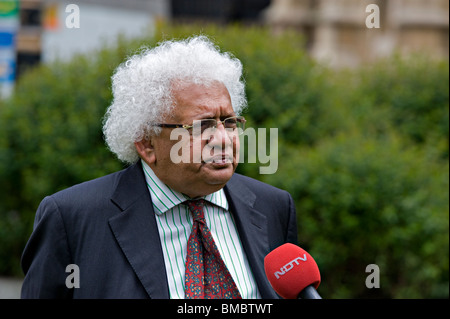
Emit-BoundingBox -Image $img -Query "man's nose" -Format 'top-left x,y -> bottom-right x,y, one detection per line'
207,121 -> 230,147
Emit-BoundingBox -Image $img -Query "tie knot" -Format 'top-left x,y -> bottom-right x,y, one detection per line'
185,199 -> 205,222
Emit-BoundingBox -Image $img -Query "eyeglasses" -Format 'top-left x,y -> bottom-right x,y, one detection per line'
154,116 -> 246,137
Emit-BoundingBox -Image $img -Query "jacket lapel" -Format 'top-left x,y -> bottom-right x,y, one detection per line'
108,162 -> 169,299
224,175 -> 279,299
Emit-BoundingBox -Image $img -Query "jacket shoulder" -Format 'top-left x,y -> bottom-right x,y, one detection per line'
229,173 -> 290,196
50,167 -> 126,204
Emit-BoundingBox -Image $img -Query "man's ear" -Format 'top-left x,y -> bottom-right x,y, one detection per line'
135,138 -> 156,164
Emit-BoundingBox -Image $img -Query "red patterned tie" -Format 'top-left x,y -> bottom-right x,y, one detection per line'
184,199 -> 242,299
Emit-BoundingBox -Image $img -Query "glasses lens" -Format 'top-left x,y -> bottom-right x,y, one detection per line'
224,117 -> 245,134
192,117 -> 246,137
192,119 -> 216,136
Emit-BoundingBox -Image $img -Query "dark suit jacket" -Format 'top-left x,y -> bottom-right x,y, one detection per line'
21,161 -> 298,298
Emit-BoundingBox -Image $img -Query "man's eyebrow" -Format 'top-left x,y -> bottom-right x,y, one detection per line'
221,113 -> 237,119
196,113 -> 236,120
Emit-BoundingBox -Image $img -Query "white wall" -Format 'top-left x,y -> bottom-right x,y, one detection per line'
42,2 -> 155,63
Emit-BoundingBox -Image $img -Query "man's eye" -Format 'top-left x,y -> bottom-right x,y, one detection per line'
200,120 -> 215,131
225,119 -> 237,127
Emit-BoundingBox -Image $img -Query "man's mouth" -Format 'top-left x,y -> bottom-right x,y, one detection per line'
202,154 -> 233,164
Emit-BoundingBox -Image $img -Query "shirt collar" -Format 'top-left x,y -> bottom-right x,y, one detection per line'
141,160 -> 228,215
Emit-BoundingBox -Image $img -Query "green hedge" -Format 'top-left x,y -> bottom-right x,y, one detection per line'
0,24 -> 448,298
0,43 -> 129,276
266,133 -> 449,298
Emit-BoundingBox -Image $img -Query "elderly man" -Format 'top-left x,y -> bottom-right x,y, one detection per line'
21,36 -> 298,299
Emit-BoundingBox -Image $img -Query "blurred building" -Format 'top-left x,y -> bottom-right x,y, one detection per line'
0,0 -> 168,98
40,0 -> 166,63
3,0 -> 449,97
170,0 -> 270,23
16,0 -> 41,79
0,0 -> 20,97
263,0 -> 449,67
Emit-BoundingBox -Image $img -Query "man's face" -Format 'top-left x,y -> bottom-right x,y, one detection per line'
136,81 -> 240,198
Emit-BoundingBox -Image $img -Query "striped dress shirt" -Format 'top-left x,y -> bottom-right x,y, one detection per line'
141,160 -> 261,299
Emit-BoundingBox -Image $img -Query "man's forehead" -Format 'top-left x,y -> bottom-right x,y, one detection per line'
170,81 -> 233,119
171,80 -> 229,97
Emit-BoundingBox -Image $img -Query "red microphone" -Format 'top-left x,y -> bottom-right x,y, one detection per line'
264,243 -> 322,299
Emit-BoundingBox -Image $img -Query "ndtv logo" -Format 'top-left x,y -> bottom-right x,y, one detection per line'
274,254 -> 307,279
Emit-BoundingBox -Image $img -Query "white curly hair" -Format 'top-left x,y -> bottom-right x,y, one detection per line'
102,35 -> 247,164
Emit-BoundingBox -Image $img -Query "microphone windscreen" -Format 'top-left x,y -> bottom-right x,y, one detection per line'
264,243 -> 321,299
